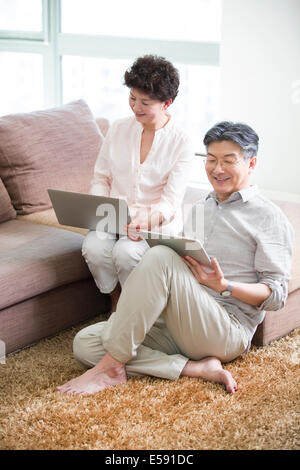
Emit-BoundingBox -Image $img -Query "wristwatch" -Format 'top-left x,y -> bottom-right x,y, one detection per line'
220,283 -> 234,297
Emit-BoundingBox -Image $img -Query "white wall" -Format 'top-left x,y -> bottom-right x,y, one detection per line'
220,0 -> 300,200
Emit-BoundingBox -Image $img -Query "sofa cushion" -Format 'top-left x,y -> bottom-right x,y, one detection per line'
0,219 -> 92,310
0,100 -> 103,215
0,176 -> 16,223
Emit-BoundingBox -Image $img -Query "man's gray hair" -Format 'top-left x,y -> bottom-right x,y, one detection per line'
203,121 -> 259,159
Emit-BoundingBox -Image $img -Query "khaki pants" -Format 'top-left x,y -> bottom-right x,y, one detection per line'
74,246 -> 249,380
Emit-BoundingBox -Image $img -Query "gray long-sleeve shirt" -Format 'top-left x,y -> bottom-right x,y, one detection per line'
184,186 -> 294,344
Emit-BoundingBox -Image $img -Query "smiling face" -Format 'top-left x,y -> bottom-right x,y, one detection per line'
205,140 -> 257,201
129,88 -> 171,129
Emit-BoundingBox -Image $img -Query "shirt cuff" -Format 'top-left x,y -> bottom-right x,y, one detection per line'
258,278 -> 288,311
90,183 -> 110,197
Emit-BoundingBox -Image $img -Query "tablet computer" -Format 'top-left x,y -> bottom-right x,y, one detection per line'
48,189 -> 131,235
140,230 -> 211,266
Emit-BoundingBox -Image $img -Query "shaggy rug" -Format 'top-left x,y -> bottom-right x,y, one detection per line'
0,315 -> 299,450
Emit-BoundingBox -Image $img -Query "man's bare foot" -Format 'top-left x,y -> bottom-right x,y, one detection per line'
181,356 -> 237,393
109,283 -> 121,315
56,352 -> 127,395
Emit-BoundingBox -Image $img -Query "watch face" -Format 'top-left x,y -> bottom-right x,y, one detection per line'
221,290 -> 231,297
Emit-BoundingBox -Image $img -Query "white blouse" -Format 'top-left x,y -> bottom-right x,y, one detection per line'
90,116 -> 195,233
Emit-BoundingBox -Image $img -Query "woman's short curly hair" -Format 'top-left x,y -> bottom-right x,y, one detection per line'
124,55 -> 180,103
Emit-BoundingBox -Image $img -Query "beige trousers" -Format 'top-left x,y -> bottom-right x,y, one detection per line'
74,246 -> 249,380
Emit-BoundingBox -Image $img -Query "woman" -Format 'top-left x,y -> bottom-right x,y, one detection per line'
82,55 -> 194,311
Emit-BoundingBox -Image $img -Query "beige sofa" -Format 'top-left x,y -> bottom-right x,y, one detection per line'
0,100 -> 299,356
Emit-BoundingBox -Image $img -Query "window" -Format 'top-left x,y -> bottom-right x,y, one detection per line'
0,52 -> 44,115
62,56 -> 132,122
0,0 -> 222,183
61,0 -> 221,42
0,0 -> 43,33
0,0 -> 46,115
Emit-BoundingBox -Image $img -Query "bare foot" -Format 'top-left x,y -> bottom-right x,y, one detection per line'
56,352 -> 127,395
181,356 -> 237,393
109,283 -> 121,315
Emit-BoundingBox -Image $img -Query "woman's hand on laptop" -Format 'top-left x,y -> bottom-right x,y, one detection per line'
126,211 -> 164,241
126,219 -> 148,241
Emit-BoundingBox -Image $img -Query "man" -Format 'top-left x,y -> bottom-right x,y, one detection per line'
57,121 -> 294,395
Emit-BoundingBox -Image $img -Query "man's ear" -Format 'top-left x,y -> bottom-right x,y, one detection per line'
248,156 -> 257,174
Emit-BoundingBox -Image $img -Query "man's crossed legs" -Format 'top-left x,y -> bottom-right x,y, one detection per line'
57,246 -> 248,395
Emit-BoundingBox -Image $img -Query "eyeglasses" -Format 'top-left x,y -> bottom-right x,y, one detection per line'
203,157 -> 244,169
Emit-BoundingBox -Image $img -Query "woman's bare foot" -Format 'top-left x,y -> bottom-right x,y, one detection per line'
109,283 -> 121,315
181,356 -> 237,393
56,352 -> 127,395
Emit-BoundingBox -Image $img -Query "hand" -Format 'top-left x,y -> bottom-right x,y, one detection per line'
182,256 -> 228,294
126,219 -> 148,241
126,211 -> 164,241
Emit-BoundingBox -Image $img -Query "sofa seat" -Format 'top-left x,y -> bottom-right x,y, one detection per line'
0,219 -> 91,311
17,208 -> 89,236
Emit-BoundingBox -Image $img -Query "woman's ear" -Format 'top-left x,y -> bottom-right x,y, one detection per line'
163,99 -> 173,110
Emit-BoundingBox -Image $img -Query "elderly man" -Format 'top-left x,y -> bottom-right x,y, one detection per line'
57,121 -> 294,395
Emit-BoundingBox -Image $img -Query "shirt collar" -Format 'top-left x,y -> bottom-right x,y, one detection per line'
239,185 -> 260,202
206,185 -> 260,204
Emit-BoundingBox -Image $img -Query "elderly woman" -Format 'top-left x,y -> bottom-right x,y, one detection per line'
82,55 -> 194,311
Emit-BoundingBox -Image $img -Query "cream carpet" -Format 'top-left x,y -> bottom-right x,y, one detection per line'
0,316 -> 299,450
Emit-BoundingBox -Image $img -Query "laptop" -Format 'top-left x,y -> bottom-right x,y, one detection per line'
48,189 -> 131,235
140,230 -> 212,267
